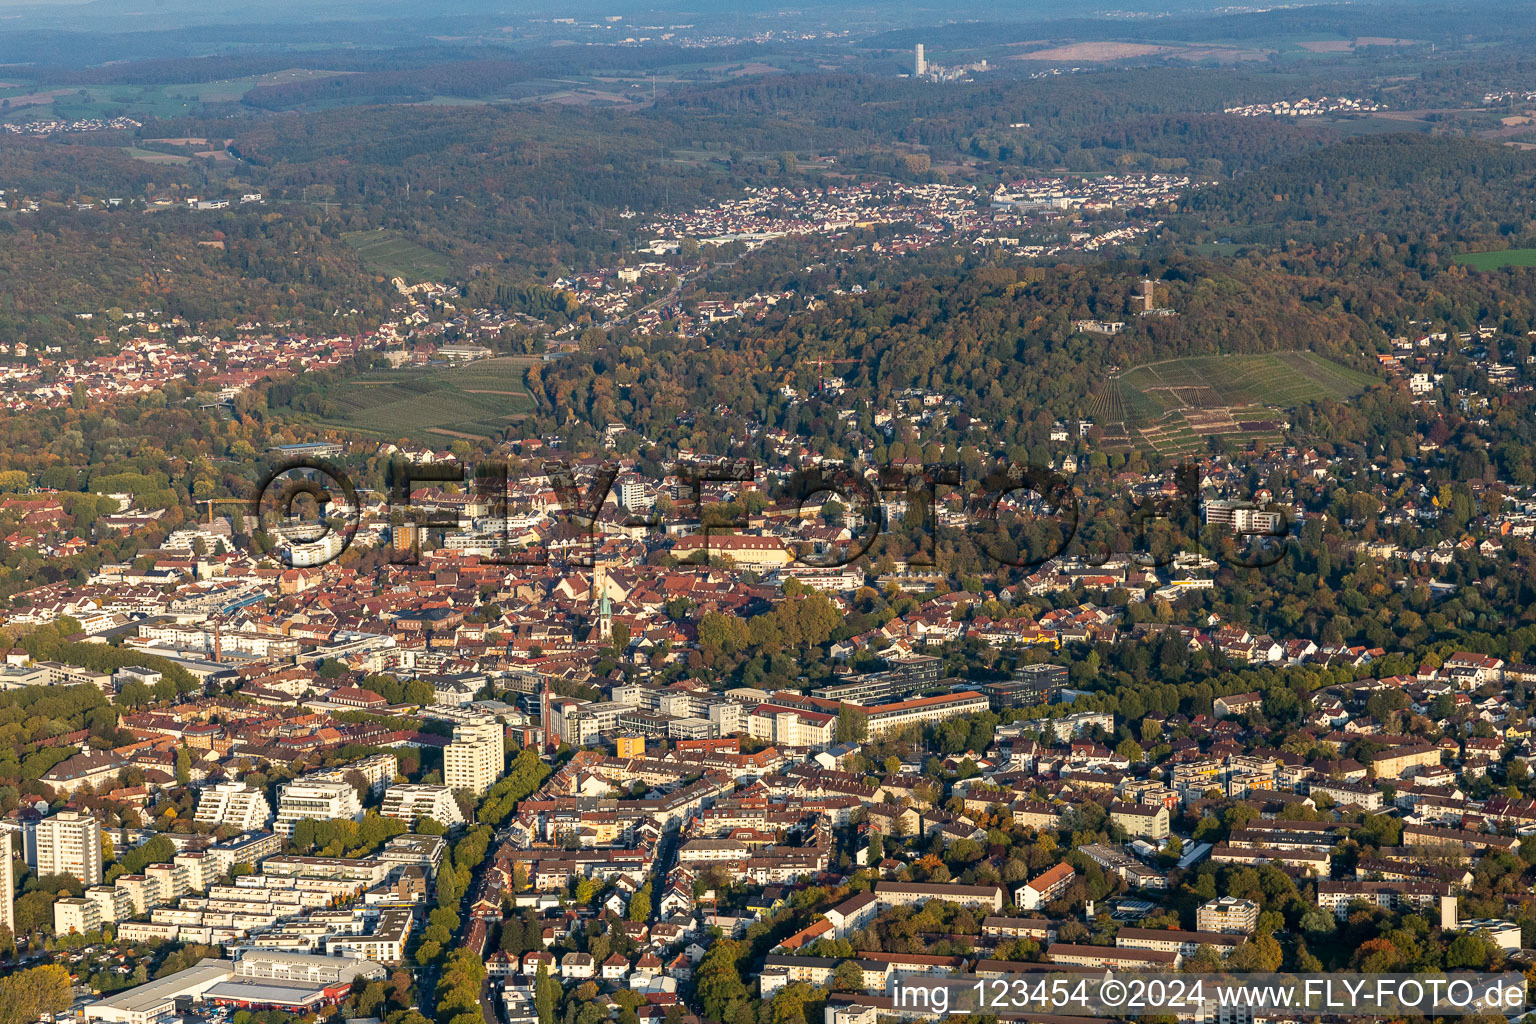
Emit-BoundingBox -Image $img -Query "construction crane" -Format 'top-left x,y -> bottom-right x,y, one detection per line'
796,357 -> 859,394
798,357 -> 859,373
195,498 -> 248,525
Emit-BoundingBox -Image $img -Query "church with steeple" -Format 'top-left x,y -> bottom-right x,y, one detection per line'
593,563 -> 613,642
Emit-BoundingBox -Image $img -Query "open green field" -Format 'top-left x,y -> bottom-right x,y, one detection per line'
1453,248 -> 1536,271
165,69 -> 350,104
121,147 -> 191,165
299,356 -> 539,442
1190,241 -> 1245,257
1114,351 -> 1377,420
0,69 -> 355,123
1,82 -> 223,122
1090,351 -> 1378,453
342,229 -> 455,283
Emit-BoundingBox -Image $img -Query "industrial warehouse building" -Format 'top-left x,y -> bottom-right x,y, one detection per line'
85,952 -> 385,1024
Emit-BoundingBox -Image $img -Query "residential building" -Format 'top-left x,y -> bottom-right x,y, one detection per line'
824,893 -> 879,938
324,907 -> 414,964
1109,801 -> 1170,840
1196,897 -> 1259,934
860,692 -> 991,738
377,834 -> 448,881
444,715 -> 504,796
273,780 -> 364,837
981,665 -> 1067,709
1308,778 -> 1383,811
0,851 -> 11,934
1371,742 -> 1440,780
40,750 -> 127,796
32,810 -> 104,885
1046,943 -> 1180,970
1015,862 -> 1075,910
308,753 -> 399,796
1316,880 -> 1451,918
194,783 -> 273,832
1213,692 -> 1263,719
1116,927 -> 1244,958
380,785 -> 466,828
873,882 -> 1004,912
55,896 -> 101,935
747,704 -> 836,750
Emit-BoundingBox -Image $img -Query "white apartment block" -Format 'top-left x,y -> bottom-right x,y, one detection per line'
1197,896 -> 1259,934
444,716 -> 504,796
747,706 -> 836,750
54,896 -> 100,935
0,852 -> 12,934
861,692 -> 992,738
203,832 -> 284,877
380,784 -> 465,828
146,861 -> 190,901
323,906 -> 414,964
260,855 -> 390,885
308,753 -> 400,796
273,780 -> 365,837
32,810 -> 103,885
116,873 -> 165,916
708,701 -> 746,735
174,851 -> 212,894
1047,712 -> 1116,741
85,885 -> 132,924
194,783 -> 274,832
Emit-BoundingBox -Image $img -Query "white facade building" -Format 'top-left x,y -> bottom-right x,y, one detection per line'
444,716 -> 503,797
273,780 -> 364,837
194,783 -> 274,831
32,809 -> 104,885
380,784 -> 465,827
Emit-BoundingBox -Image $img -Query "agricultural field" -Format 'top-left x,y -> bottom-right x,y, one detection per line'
1,82 -> 217,122
1089,351 -> 1378,454
165,69 -> 352,104
121,147 -> 191,165
296,356 -> 538,443
342,229 -> 456,283
0,68 -> 353,123
1453,248 -> 1536,271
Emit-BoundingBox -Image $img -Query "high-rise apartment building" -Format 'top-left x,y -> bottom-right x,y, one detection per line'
0,848 -> 13,934
32,810 -> 104,885
444,715 -> 504,796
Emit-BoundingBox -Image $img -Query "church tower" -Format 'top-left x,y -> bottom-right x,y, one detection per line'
593,564 -> 613,643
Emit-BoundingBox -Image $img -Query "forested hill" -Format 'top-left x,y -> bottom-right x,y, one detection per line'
661,71 -> 1339,173
1181,135 -> 1536,250
523,258 -> 1387,459
237,44 -> 776,110
862,0 -> 1536,49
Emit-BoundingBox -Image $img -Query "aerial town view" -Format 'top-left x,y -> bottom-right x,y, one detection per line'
0,0 -> 1535,1023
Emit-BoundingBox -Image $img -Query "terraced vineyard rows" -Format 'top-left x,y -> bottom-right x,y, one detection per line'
1087,351 -> 1378,454
302,356 -> 538,443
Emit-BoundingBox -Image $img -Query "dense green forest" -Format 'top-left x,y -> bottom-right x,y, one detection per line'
1179,136 -> 1536,249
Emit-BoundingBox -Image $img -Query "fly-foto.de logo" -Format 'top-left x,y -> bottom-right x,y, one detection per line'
250,455 -> 1291,571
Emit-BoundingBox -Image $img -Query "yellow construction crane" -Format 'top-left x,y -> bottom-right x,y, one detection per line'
195,498 -> 248,525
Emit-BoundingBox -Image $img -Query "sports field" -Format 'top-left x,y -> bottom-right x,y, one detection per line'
301,356 -> 538,442
1452,248 -> 1536,271
1090,351 -> 1378,454
342,229 -> 455,282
